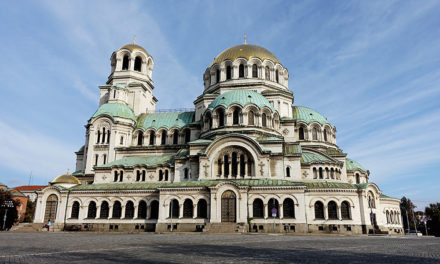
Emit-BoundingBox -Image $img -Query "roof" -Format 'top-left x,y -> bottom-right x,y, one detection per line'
119,44 -> 150,57
346,158 -> 367,173
304,181 -> 358,190
136,112 -> 194,130
97,156 -> 175,169
256,137 -> 283,142
292,106 -> 332,126
301,152 -> 336,164
14,185 -> 46,191
207,90 -> 274,112
284,144 -> 302,155
92,103 -> 136,121
211,44 -> 280,66
52,174 -> 81,185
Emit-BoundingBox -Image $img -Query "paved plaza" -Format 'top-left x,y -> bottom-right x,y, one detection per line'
0,233 -> 439,263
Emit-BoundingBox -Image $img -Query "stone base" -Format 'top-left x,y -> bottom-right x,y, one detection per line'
63,223 -> 157,232
156,223 -> 205,232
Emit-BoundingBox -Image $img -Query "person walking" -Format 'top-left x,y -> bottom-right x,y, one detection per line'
47,219 -> 51,232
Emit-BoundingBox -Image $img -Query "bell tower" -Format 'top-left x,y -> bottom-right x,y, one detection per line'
101,40 -> 157,115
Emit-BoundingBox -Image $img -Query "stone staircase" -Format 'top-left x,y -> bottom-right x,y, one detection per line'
10,223 -> 42,232
203,223 -> 247,233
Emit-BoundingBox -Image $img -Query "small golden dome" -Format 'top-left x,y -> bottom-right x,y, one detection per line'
211,44 -> 280,66
118,44 -> 150,57
51,170 -> 81,185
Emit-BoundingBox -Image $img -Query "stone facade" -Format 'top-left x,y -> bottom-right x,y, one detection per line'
33,42 -> 403,234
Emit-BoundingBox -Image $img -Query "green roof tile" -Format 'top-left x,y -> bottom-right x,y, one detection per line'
292,106 -> 332,126
136,112 -> 194,130
304,181 -> 358,189
346,158 -> 367,172
92,103 -> 136,121
301,152 -> 335,164
207,90 -> 274,112
97,156 -> 174,169
175,148 -> 189,157
324,148 -> 345,156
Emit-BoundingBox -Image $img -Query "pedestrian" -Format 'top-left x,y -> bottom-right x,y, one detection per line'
47,219 -> 51,232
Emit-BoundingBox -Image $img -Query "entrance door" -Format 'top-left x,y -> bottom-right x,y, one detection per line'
221,191 -> 236,222
44,194 -> 58,222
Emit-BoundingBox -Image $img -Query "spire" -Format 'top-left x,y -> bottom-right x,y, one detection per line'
244,34 -> 247,45
133,36 -> 136,45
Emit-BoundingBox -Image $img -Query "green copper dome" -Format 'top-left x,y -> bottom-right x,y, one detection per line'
346,158 -> 367,173
207,90 -> 274,111
136,112 -> 195,130
292,106 -> 331,126
92,103 -> 136,121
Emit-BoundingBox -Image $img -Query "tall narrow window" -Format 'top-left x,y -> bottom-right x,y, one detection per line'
328,201 -> 338,219
112,201 -> 122,218
341,201 -> 350,220
102,127 -> 106,143
314,201 -> 324,219
252,64 -> 258,78
239,154 -> 245,177
275,69 -> 279,83
183,199 -> 193,218
239,64 -> 244,78
233,108 -> 240,125
103,154 -> 106,164
224,155 -> 229,177
323,128 -> 328,142
138,201 -> 147,219
134,56 -> 142,72
169,199 -> 179,218
173,130 -> 179,144
150,200 -> 159,219
197,199 -> 208,218
262,113 -> 267,127
319,168 -> 323,179
159,170 -> 163,181
286,167 -> 290,177
95,155 -> 98,166
299,127 -> 305,140
218,109 -> 225,127
356,173 -> 360,184
137,132 -> 143,146
248,111 -> 254,125
283,198 -> 295,218
107,130 -> 110,144
122,55 -> 129,70
87,201 -> 97,219
114,171 -> 118,182
161,130 -> 167,145
136,170 -> 140,182
216,69 -> 220,83
149,131 -> 155,145
97,131 -> 101,144
253,199 -> 264,218
184,129 -> 190,143
100,201 -> 109,219
313,168 -> 317,179
231,152 -> 238,176
165,170 -> 169,181
125,201 -> 134,219
226,66 -> 232,80
184,168 -> 189,179
142,170 -> 145,181
113,90 -> 116,99
119,171 -> 123,182
268,198 -> 279,218
312,127 -> 318,140
71,201 -> 80,219
120,136 -> 124,145
265,66 -> 270,80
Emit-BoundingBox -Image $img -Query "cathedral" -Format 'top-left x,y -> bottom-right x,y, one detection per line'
33,41 -> 403,234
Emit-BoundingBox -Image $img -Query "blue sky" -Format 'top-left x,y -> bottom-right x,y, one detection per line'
0,0 -> 439,209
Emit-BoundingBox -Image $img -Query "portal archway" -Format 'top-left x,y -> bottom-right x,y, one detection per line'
221,191 -> 236,222
44,194 -> 58,222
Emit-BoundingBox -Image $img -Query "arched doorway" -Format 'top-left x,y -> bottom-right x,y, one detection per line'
221,191 -> 236,222
44,194 -> 58,223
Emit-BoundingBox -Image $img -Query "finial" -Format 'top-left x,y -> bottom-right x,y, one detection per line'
133,36 -> 136,45
67,168 -> 70,175
244,34 -> 247,45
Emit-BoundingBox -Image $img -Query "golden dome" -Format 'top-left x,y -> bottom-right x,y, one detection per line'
51,171 -> 81,185
211,44 -> 280,66
118,44 -> 150,57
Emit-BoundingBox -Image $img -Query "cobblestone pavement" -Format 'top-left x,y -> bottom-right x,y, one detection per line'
0,233 -> 439,263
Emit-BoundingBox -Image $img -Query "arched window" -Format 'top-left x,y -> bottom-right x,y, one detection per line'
314,201 -> 324,219
122,55 -> 129,70
275,69 -> 279,83
119,171 -> 123,182
112,201 -> 122,218
165,170 -> 169,181
283,198 -> 295,218
268,198 -> 279,218
265,66 -> 270,80
217,109 -> 225,127
216,69 -> 220,83
184,168 -> 189,179
248,111 -> 254,125
138,201 -> 147,219
173,130 -> 179,144
325,168 -> 329,179
262,113 -> 267,127
184,129 -> 191,143
233,108 -> 240,125
341,201 -> 350,220
97,130 -> 101,144
368,192 -> 375,208
159,170 -> 163,181
386,211 -> 390,224
107,130 -> 110,144
312,127 -> 318,140
197,199 -> 208,218
299,127 -> 305,140
253,199 -> 264,218
239,154 -> 245,177
169,199 -> 179,218
150,200 -> 159,219
100,201 -> 109,219
313,168 -> 317,179
319,168 -> 323,179
328,201 -> 338,219
125,201 -> 134,219
149,131 -> 155,145
114,171 -> 118,182
223,155 -> 229,177
136,170 -> 140,182
137,131 -> 143,146
323,128 -> 328,142
102,127 -> 106,143
330,168 -> 334,179
252,64 -> 258,78
120,136 -> 124,145
161,130 -> 167,145
226,66 -> 232,80
356,173 -> 360,184
239,64 -> 244,78
142,170 -> 146,181
205,113 -> 213,129
87,201 -> 97,219
134,56 -> 142,72
231,152 -> 238,176
183,199 -> 193,218
286,167 -> 291,177
71,201 -> 80,219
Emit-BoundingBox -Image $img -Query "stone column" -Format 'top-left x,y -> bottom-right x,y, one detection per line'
146,204 -> 151,219
134,205 -> 139,219
264,204 -> 268,219
193,204 -> 197,219
121,205 -> 126,219
279,204 -> 284,219
179,204 -> 183,219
